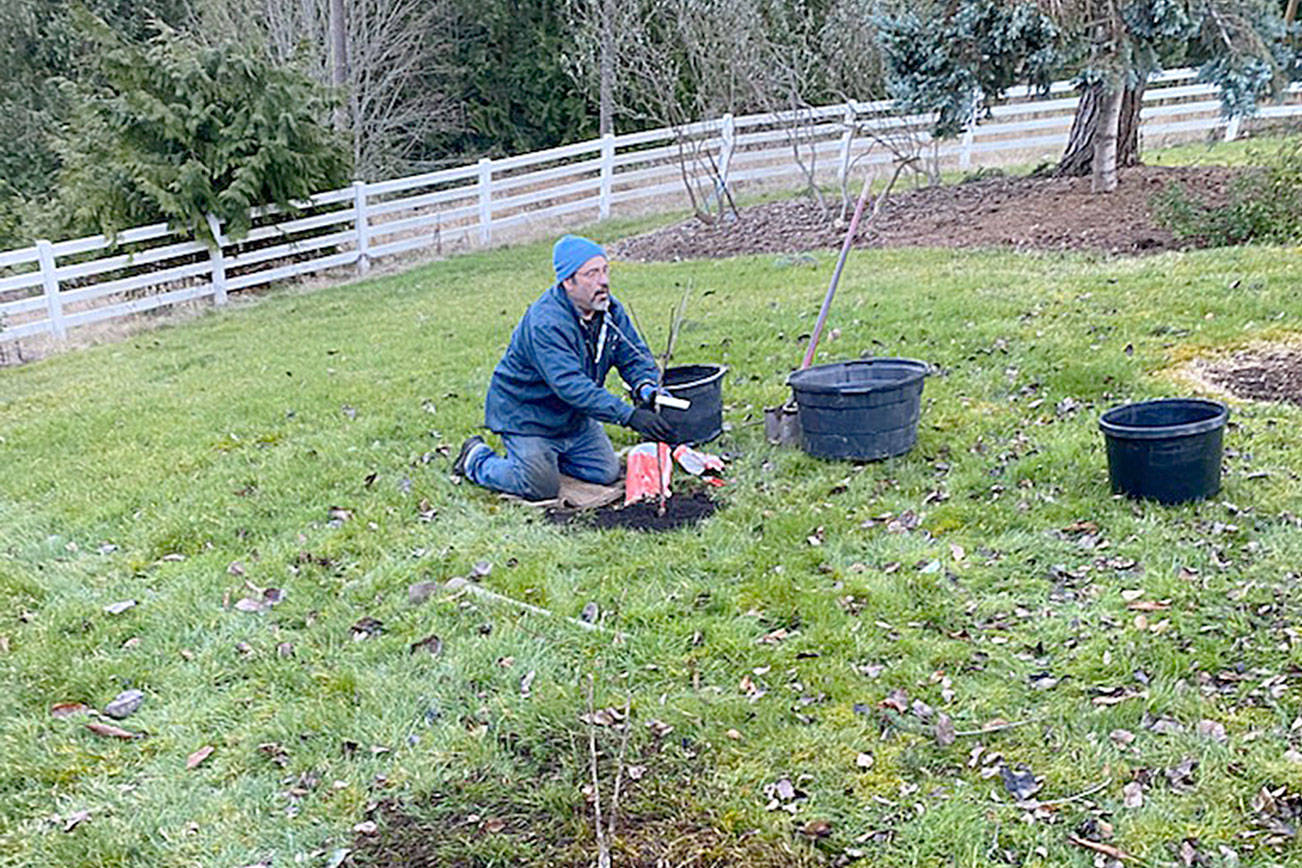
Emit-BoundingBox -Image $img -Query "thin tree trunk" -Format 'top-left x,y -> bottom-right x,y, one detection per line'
329,0 -> 348,133
1287,0 -> 1299,31
1057,81 -> 1144,178
598,0 -> 614,135
1092,76 -> 1125,193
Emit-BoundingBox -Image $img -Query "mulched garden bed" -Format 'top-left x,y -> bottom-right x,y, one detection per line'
610,165 -> 1238,262
1194,345 -> 1302,406
546,491 -> 720,531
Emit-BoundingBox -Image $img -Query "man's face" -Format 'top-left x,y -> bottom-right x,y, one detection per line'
563,255 -> 610,316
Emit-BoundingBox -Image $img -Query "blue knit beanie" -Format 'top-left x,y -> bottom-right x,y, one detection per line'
552,234 -> 606,283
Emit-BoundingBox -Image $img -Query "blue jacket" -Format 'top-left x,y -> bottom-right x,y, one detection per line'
484,284 -> 661,437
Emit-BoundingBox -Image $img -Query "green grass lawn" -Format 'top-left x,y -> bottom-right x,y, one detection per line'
4,145 -> 1302,867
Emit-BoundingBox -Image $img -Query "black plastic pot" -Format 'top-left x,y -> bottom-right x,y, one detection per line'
787,358 -> 928,461
661,364 -> 727,445
1098,398 -> 1228,504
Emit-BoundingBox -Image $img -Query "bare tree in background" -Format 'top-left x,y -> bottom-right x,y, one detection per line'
567,0 -> 902,225
195,0 -> 461,179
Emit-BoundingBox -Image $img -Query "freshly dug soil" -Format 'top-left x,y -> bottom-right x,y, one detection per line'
1196,346 -> 1302,406
610,165 -> 1237,262
547,491 -> 720,531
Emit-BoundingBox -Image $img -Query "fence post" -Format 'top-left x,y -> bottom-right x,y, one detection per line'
718,113 -> 735,182
353,180 -> 371,275
35,239 -> 65,340
598,132 -> 615,220
959,89 -> 981,170
205,214 -> 228,307
1223,115 -> 1242,142
477,157 -> 493,246
837,104 -> 856,186
959,126 -> 976,170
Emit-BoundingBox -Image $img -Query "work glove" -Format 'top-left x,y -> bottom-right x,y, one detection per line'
634,382 -> 667,409
628,408 -> 676,443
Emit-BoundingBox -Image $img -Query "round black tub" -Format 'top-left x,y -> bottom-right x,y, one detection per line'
787,358 -> 928,461
1098,398 -> 1228,504
661,364 -> 727,445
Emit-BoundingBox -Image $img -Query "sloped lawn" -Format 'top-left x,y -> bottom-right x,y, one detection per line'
3,216 -> 1302,866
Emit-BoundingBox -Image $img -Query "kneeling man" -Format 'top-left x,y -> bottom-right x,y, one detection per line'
453,234 -> 676,500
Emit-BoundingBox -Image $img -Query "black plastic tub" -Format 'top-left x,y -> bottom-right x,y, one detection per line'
787,359 -> 928,461
661,364 -> 727,445
1098,398 -> 1228,504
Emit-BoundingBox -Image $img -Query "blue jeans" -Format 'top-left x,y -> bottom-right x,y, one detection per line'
466,418 -> 621,501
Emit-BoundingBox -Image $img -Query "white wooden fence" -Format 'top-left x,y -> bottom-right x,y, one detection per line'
1,68 -> 1299,347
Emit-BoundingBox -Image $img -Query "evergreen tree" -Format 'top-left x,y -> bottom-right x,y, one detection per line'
53,15 -> 351,241
878,0 -> 1296,192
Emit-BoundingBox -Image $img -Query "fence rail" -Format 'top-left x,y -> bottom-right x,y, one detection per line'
2,69 -> 1300,347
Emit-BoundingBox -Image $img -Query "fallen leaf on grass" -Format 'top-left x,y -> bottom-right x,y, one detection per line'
726,729 -> 743,741
1110,729 -> 1135,747
520,670 -> 536,697
104,689 -> 144,719
258,743 -> 290,767
1091,687 -> 1143,706
51,702 -> 91,718
86,721 -> 140,739
855,752 -> 874,769
186,745 -> 214,770
1164,756 -> 1198,794
879,688 -> 909,713
1000,765 -> 1042,802
580,707 -> 625,727
1068,834 -> 1135,861
350,617 -> 383,640
1127,599 -> 1171,611
470,560 -> 493,579
758,627 -> 793,645
1123,781 -> 1144,808
646,719 -> 673,737
103,600 -> 137,615
353,821 -> 377,836
409,635 -> 443,656
799,819 -> 832,838
62,809 -> 91,832
935,712 -> 956,746
764,777 -> 806,812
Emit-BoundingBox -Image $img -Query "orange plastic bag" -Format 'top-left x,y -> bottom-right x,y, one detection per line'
624,442 -> 672,505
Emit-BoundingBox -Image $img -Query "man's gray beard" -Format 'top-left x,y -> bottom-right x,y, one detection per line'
592,296 -> 610,312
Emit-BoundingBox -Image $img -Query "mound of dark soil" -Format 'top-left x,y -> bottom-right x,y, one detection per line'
1197,346 -> 1302,405
547,491 -> 719,531
610,165 -> 1237,262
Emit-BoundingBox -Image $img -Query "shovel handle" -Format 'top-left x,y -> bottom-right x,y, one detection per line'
800,174 -> 873,370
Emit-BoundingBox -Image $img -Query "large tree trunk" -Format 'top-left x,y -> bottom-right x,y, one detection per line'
1056,81 -> 1144,178
1091,79 -> 1125,193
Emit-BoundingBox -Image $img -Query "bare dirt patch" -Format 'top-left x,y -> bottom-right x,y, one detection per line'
1186,343 -> 1302,406
546,490 -> 720,532
611,165 -> 1237,262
